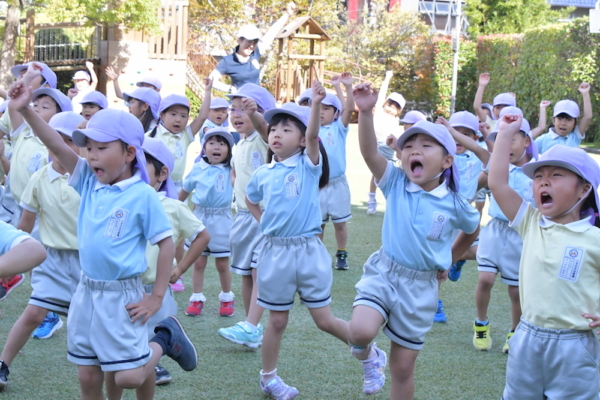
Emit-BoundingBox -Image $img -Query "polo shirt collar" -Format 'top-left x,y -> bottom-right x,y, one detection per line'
243,131 -> 259,142
199,159 -> 226,170
405,179 -> 450,199
232,46 -> 255,63
539,215 -> 593,233
48,163 -> 68,182
157,123 -> 181,138
549,128 -> 560,139
268,152 -> 301,169
156,191 -> 166,200
94,169 -> 143,191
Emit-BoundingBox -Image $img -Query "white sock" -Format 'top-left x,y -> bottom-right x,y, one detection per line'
350,344 -> 376,361
260,369 -> 277,385
189,292 -> 206,302
218,291 -> 235,302
368,192 -> 376,202
244,321 -> 258,331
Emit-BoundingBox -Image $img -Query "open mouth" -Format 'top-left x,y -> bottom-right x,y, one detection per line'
410,161 -> 423,175
234,121 -> 244,128
93,167 -> 105,177
540,192 -> 553,206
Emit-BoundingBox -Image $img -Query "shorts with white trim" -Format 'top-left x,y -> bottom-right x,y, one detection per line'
354,248 -> 438,351
503,318 -> 600,400
29,247 -> 80,316
476,187 -> 491,203
193,206 -> 232,257
477,218 -> 522,286
257,236 -> 332,311
319,175 -> 352,224
67,273 -> 152,372
230,209 -> 264,276
143,284 -> 178,338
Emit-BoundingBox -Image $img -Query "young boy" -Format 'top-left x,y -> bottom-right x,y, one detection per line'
68,61 -> 98,114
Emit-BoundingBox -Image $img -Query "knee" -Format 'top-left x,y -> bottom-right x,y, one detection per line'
508,285 -> 520,299
268,313 -> 288,333
78,367 -> 103,391
390,358 -> 415,383
114,370 -> 145,389
477,273 -> 495,289
313,315 -> 333,333
333,222 -> 346,233
348,320 -> 378,346
24,307 -> 48,326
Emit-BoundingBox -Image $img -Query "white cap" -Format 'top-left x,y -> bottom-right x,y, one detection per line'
553,99 -> 580,118
492,93 -> 516,107
237,24 -> 262,41
399,110 -> 426,124
73,70 -> 91,81
449,111 -> 479,134
386,93 -> 406,110
136,76 -> 162,90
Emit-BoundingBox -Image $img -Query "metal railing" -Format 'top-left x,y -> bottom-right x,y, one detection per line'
33,23 -> 101,65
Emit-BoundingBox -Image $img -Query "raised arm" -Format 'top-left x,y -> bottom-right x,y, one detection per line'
306,80 -> 325,165
340,72 -> 354,128
376,70 -> 393,109
530,100 -> 550,140
242,97 -> 268,141
331,75 -> 345,112
473,73 -> 490,122
354,84 -> 387,180
105,66 -> 124,99
479,122 -> 494,152
578,82 -> 592,135
208,69 -> 235,94
436,117 -> 490,165
189,78 -> 213,136
258,2 -> 296,54
488,114 -> 525,222
86,61 -> 98,91
0,236 -> 46,278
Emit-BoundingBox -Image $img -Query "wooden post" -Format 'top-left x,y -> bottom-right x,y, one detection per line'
308,38 -> 315,87
25,9 -> 35,62
286,38 -> 294,102
318,40 -> 325,81
275,38 -> 283,101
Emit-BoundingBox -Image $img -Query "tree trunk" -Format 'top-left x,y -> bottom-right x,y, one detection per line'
0,0 -> 22,89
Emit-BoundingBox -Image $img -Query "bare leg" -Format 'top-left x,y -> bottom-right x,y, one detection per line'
175,241 -> 185,265
389,342 -> 420,400
348,305 -> 385,349
112,342 -> 162,389
241,275 -> 253,316
104,372 -> 121,400
333,222 -> 347,250
369,175 -> 377,193
508,285 -> 521,331
247,268 -> 264,326
0,304 -> 47,366
215,257 -> 232,293
192,255 -> 207,294
261,310 -> 288,373
78,365 -> 105,400
475,272 -> 496,322
308,305 -> 348,343
317,224 -> 326,241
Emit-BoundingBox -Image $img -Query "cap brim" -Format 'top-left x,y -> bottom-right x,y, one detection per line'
55,127 -> 74,138
10,65 -> 27,78
522,160 -> 584,180
263,108 -> 307,126
396,126 -> 436,149
553,110 -> 578,118
72,128 -> 116,148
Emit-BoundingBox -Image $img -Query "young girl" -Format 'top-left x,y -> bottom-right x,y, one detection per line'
8,64 -> 197,400
349,83 -> 479,399
79,91 -> 107,121
473,73 -> 516,132
193,78 -> 231,162
124,87 -> 161,133
246,82 -> 349,399
179,127 -> 235,317
488,114 -> 600,399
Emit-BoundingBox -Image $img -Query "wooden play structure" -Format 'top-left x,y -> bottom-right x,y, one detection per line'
274,16 -> 330,102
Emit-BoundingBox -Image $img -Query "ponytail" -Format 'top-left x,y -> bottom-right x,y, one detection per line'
148,125 -> 159,138
317,140 -> 329,189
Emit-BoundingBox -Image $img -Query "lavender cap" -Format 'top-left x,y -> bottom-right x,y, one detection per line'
481,103 -> 494,120
11,62 -> 57,89
136,76 -> 162,90
142,137 -> 177,199
123,87 -> 161,120
32,88 -> 73,112
493,93 -> 516,107
263,102 -> 310,128
297,88 -> 312,105
226,83 -> 276,112
158,94 -> 190,115
449,111 -> 479,134
80,91 -> 108,109
553,99 -> 580,118
49,112 -> 86,137
202,127 -> 235,149
322,93 -> 342,112
0,102 -> 7,114
400,110 -> 427,125
210,98 -> 229,109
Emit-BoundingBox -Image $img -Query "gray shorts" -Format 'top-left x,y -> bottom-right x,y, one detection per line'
143,284 -> 178,338
503,318 -> 600,400
0,175 -> 18,225
377,142 -> 397,162
319,175 -> 352,224
193,206 -> 232,257
29,247 -> 80,316
257,236 -> 332,311
477,218 -> 522,286
476,187 -> 491,203
229,210 -> 264,276
354,248 -> 438,351
67,274 -> 152,372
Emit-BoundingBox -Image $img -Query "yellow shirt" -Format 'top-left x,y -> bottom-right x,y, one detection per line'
142,192 -> 205,284
20,163 -> 79,250
148,125 -> 194,182
10,123 -> 48,203
230,131 -> 268,210
0,112 -> 12,136
512,202 -> 600,330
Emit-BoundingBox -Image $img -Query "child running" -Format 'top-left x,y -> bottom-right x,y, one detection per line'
179,127 -> 235,317
488,113 -> 600,399
349,83 -> 479,399
8,63 -> 197,400
246,81 -> 349,399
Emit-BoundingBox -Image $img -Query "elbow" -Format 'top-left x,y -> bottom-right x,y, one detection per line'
30,241 -> 47,266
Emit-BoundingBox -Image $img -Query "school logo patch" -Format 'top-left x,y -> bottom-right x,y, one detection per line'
559,246 -> 584,282
27,152 -> 44,173
251,151 -> 263,170
216,172 -> 225,192
104,208 -> 129,239
285,173 -> 300,199
427,212 -> 449,241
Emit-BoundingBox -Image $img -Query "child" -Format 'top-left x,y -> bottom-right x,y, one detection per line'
8,65 -> 197,399
349,83 -> 480,398
68,61 -> 98,114
218,83 -> 275,348
105,68 -> 162,101
179,127 -> 235,317
384,111 -> 428,159
124,87 -> 161,132
488,113 -> 600,399
0,221 -> 46,279
247,85 -> 349,399
297,88 -> 312,106
473,73 -> 516,132
0,111 -> 84,390
79,91 -> 107,121
318,72 -> 355,270
534,82 -> 592,153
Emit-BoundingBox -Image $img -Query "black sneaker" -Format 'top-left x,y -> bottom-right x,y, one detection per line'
0,360 -> 10,390
335,250 -> 349,270
155,364 -> 172,385
153,316 -> 198,371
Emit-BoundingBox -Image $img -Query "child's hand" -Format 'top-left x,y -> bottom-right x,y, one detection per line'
540,100 -> 551,108
242,97 -> 258,116
479,122 -> 490,134
579,82 -> 591,94
386,134 -> 398,151
67,88 -> 78,99
85,60 -> 94,71
479,73 -> 490,87
311,80 -> 326,103
76,120 -> 88,130
286,1 -> 297,16
385,70 -> 393,79
203,77 -> 213,91
331,75 -> 341,87
437,270 -> 448,283
105,66 -> 119,81
7,81 -> 33,112
497,113 -> 522,137
126,293 -> 162,323
582,313 -> 600,332
170,267 -> 182,284
352,83 -> 378,112
340,72 -> 353,87
436,116 -> 450,127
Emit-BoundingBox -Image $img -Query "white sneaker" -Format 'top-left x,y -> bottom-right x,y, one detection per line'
367,200 -> 377,215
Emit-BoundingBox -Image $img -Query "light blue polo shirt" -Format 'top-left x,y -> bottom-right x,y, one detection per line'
455,150 -> 483,201
487,163 -> 534,222
246,152 -> 322,238
318,119 -> 349,179
69,158 -> 173,280
183,159 -> 233,208
377,161 -> 480,271
535,127 -> 583,154
0,221 -> 32,255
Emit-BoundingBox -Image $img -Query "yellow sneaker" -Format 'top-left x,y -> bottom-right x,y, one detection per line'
502,331 -> 514,354
473,322 -> 492,351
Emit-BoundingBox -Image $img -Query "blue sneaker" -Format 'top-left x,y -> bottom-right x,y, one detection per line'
32,312 -> 63,339
153,316 -> 198,371
448,260 -> 466,282
218,321 -> 263,348
433,300 -> 447,323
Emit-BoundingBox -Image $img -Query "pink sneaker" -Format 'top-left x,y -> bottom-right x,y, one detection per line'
219,301 -> 235,317
170,278 -> 185,292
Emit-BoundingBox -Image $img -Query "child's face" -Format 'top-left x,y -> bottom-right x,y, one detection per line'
403,123 -> 414,131
128,98 -> 149,119
493,105 -> 506,119
85,138 -> 135,185
532,166 -> 590,221
552,115 -> 576,137
145,159 -> 168,192
229,98 -> 254,135
32,96 -> 59,123
482,108 -> 492,120
203,136 -> 229,164
208,108 -> 228,126
509,131 -> 531,166
383,103 -> 401,117
320,105 -> 337,126
81,104 -> 101,120
161,105 -> 189,134
454,127 -> 476,155
268,120 -> 304,160
400,133 -> 453,191
299,99 -> 311,107
74,79 -> 89,91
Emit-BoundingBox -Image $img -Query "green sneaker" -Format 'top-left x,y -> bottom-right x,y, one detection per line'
218,321 -> 262,348
473,321 -> 492,351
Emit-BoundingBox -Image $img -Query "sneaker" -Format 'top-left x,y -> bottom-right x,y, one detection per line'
335,250 -> 349,270
185,300 -> 204,316
218,321 -> 262,348
261,376 -> 298,400
448,260 -> 466,282
0,361 -> 9,390
153,316 -> 197,371
155,364 -> 172,385
433,300 -> 447,323
170,278 -> 185,293
473,322 -> 492,351
502,331 -> 514,354
0,274 -> 25,301
361,343 -> 387,395
367,200 -> 377,215
32,312 -> 63,339
219,300 -> 235,317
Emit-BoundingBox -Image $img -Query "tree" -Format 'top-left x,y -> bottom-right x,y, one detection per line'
465,0 -> 573,37
0,0 -> 22,88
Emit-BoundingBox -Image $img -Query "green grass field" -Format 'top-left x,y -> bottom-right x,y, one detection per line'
0,126 -> 513,399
